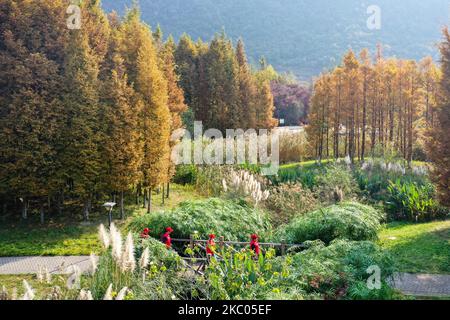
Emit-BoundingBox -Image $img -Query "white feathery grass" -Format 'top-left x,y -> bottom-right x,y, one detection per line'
115,287 -> 128,300
103,284 -> 113,300
21,280 -> 35,300
89,253 -> 97,274
0,286 -> 7,300
78,289 -> 93,300
11,288 -> 17,300
66,265 -> 81,290
110,223 -> 122,261
98,224 -> 110,249
222,179 -> 228,192
139,247 -> 150,269
344,155 -> 352,166
44,267 -> 52,284
36,266 -> 44,283
120,233 -> 136,272
224,169 -> 270,206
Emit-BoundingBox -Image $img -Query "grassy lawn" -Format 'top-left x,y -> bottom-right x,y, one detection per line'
0,274 -> 68,298
378,220 -> 450,274
0,184 -> 200,257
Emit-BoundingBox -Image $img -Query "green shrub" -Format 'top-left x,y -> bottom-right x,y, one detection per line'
194,166 -> 227,197
287,240 -> 400,300
386,180 -> 446,221
172,165 -> 197,185
267,165 -> 321,189
277,202 -> 385,244
354,160 -> 429,202
314,164 -> 358,203
265,183 -> 317,226
204,247 -> 304,300
128,198 -> 272,241
203,239 -> 400,300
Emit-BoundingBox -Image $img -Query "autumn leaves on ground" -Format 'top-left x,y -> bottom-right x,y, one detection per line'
0,1 -> 449,300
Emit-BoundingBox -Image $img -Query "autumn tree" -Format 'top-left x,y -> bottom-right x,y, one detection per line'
101,51 -> 143,219
428,28 -> 450,206
308,46 -> 439,164
159,36 -> 188,198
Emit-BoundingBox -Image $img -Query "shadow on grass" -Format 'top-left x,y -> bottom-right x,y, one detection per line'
381,223 -> 450,274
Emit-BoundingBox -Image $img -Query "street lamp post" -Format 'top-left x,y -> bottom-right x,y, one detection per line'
103,202 -> 116,227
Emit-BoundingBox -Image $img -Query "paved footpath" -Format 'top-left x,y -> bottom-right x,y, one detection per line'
0,256 -> 97,275
391,273 -> 450,297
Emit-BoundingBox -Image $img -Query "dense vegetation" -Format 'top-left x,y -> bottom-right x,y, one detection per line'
1,0 -> 449,302
128,198 -> 271,241
276,202 -> 384,244
307,51 -> 439,164
0,1 -> 277,222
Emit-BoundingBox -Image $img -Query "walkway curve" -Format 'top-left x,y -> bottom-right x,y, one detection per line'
391,273 -> 450,297
0,256 -> 97,275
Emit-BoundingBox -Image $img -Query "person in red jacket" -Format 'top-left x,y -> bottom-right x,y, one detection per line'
206,234 -> 216,256
140,228 -> 150,239
250,234 -> 260,255
162,227 -> 173,248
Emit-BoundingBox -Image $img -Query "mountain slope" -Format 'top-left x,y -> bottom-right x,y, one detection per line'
102,0 -> 448,79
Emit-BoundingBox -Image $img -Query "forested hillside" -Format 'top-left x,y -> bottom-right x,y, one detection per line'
102,0 -> 449,79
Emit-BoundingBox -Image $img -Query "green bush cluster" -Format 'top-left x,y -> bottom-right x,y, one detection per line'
173,165 -> 198,185
267,165 -> 321,189
387,180 -> 448,221
354,163 -> 429,202
314,164 -> 358,203
128,198 -> 272,241
265,183 -> 318,226
276,202 -> 385,244
287,240 -> 401,300
202,239 -> 400,300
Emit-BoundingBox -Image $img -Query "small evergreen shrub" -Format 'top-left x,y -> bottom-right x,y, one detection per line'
276,202 -> 385,244
288,240 -> 400,300
128,198 -> 271,241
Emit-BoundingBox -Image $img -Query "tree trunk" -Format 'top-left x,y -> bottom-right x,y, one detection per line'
361,75 -> 367,161
21,199 -> 28,220
83,199 -> 90,222
143,190 -> 147,209
147,189 -> 152,214
120,191 -> 125,220
40,204 -> 45,225
161,184 -> 165,205
166,182 -> 170,199
58,191 -> 64,216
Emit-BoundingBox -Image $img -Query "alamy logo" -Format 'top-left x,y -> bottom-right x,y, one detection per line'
66,4 -> 81,30
367,5 -> 381,30
171,121 -> 280,176
366,265 -> 381,290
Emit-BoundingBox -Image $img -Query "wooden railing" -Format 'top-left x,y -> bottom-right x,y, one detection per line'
171,235 -> 306,256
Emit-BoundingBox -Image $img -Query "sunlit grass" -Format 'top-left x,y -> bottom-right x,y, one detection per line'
0,184 -> 201,257
0,274 -> 67,298
378,220 -> 450,274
